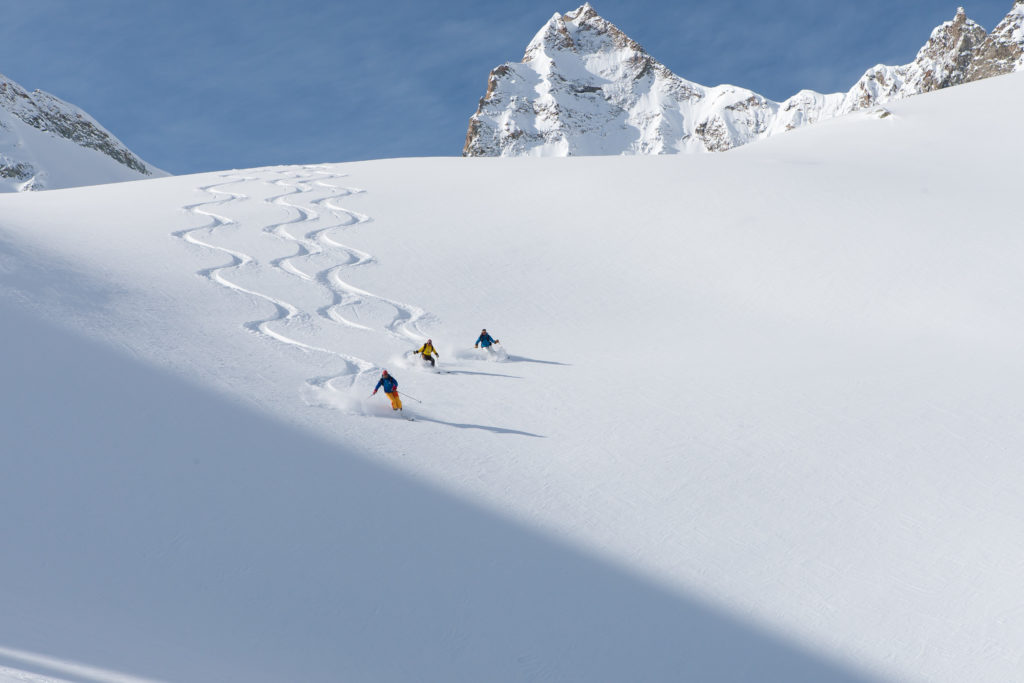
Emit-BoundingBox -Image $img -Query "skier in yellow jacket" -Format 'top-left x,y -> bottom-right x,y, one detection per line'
415,339 -> 439,367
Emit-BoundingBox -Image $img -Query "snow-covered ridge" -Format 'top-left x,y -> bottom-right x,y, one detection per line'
464,1 -> 1024,156
1,73 -> 163,192
842,4 -> 1024,111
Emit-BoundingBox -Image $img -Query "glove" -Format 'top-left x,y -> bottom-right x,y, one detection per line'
372,389 -> 377,395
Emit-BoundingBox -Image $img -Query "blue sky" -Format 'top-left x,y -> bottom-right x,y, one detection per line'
1,0 -> 1014,174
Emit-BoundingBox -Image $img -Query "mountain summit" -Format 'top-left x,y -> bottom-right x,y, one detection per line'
464,4 -> 805,156
1,73 -> 163,191
464,2 -> 1024,157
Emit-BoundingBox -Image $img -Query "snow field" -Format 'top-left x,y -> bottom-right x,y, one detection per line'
1,72 -> 1024,681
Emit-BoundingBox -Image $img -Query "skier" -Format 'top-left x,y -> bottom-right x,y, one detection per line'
415,339 -> 439,368
372,369 -> 403,411
474,328 -> 499,350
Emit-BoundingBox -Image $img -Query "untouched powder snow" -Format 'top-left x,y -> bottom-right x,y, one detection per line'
2,72 -> 1024,682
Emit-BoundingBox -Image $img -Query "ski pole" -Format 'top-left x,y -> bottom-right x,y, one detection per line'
398,391 -> 423,403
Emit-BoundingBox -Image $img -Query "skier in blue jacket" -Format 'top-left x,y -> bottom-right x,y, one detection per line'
372,369 -> 402,411
475,329 -> 499,349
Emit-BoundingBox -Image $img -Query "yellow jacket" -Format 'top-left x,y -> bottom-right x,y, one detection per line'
417,342 -> 437,357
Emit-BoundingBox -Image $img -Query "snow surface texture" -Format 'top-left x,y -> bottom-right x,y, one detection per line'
2,71 -> 1024,682
0,73 -> 163,193
464,2 -> 1024,156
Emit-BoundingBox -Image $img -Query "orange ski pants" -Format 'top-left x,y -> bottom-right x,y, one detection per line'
386,391 -> 403,410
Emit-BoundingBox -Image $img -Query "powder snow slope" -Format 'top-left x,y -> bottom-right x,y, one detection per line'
1,71 -> 1024,681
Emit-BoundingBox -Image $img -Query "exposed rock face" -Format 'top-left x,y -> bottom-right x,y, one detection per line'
465,2 -> 1024,157
969,0 -> 1024,80
1,73 -> 160,191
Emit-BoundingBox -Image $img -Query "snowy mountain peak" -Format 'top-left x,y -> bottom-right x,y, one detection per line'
523,15 -> 573,63
462,4 -> 847,157
523,5 -> 649,68
465,5 -> 780,157
907,6 -> 987,89
560,3 -> 634,46
465,2 -> 1024,157
0,72 -> 163,192
566,2 -> 597,19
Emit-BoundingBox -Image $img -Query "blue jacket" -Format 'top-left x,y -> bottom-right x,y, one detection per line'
374,375 -> 398,393
476,332 -> 496,348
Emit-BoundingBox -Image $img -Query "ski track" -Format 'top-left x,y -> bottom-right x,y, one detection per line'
256,165 -> 437,345
263,171 -> 376,330
176,166 -> 437,405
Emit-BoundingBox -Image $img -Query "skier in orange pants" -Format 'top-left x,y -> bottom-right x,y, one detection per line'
372,369 -> 403,411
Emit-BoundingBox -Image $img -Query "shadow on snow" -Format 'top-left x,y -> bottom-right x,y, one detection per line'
0,299 -> 879,683
439,368 -> 523,379
505,354 -> 571,366
411,415 -> 545,438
